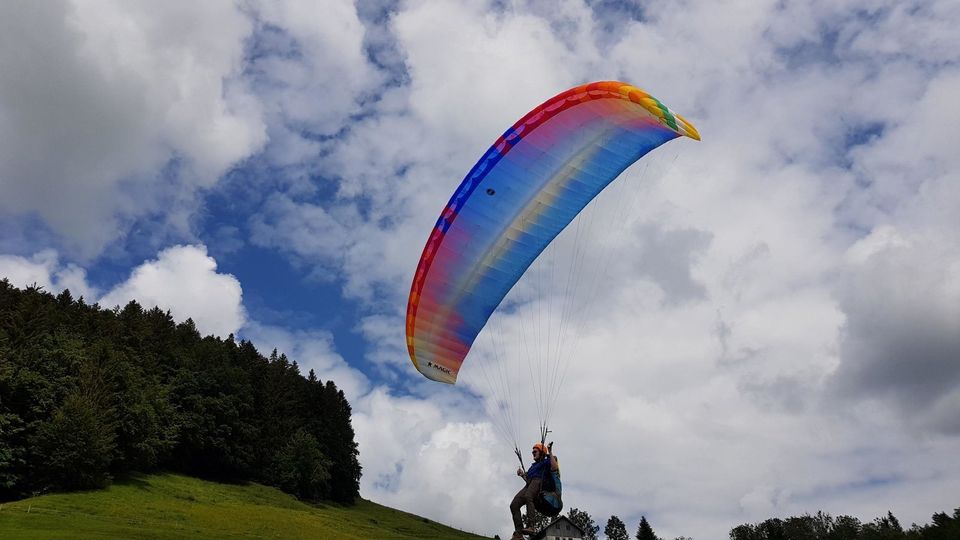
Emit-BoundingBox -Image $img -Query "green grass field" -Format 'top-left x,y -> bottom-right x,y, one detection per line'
0,473 -> 492,539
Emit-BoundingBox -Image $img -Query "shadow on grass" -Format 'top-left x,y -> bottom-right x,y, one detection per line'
114,470 -> 255,490
113,473 -> 152,489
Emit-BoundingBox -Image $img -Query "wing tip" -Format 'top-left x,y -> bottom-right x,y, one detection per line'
413,357 -> 458,384
674,113 -> 701,141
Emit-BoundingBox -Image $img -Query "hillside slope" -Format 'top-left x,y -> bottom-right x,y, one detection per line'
0,473 -> 491,539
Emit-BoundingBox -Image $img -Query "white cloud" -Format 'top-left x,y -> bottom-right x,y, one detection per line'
236,0 -> 381,175
0,250 -> 97,299
353,387 -> 513,537
392,0 -> 591,152
99,244 -> 245,338
829,226 -> 960,435
251,0 -> 378,136
0,0 -> 265,256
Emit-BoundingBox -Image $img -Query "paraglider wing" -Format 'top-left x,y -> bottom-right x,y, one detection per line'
406,81 -> 699,384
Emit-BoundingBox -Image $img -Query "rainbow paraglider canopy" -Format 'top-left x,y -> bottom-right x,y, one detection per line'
407,81 -> 699,384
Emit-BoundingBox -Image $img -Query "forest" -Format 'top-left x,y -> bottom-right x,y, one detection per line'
0,280 -> 361,504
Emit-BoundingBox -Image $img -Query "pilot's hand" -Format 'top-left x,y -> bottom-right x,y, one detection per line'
516,467 -> 525,477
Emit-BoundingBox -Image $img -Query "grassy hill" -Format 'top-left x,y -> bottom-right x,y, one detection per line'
0,473 -> 492,539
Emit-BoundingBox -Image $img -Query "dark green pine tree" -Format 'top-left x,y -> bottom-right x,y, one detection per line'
861,511 -> 903,539
321,383 -> 361,504
729,523 -> 759,540
568,507 -> 600,540
523,505 -> 551,532
268,428 -> 332,501
919,508 -> 960,539
605,515 -> 628,540
782,514 -> 818,540
636,516 -> 659,540
831,515 -> 862,540
756,518 -> 785,540
30,392 -> 116,490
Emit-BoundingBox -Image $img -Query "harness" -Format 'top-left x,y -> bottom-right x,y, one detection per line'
533,455 -> 563,517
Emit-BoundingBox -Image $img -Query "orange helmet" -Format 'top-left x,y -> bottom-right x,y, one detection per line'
532,442 -> 547,455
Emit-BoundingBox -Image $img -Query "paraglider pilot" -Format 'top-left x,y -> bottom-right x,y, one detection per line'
510,442 -> 556,538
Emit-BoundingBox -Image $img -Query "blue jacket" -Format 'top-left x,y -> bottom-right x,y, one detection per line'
526,457 -> 550,480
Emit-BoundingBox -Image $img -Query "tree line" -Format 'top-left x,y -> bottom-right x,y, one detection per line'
0,280 -> 361,504
728,508 -> 960,540
559,505 -> 959,540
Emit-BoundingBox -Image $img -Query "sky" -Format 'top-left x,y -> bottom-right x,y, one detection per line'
1,0 -> 959,538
